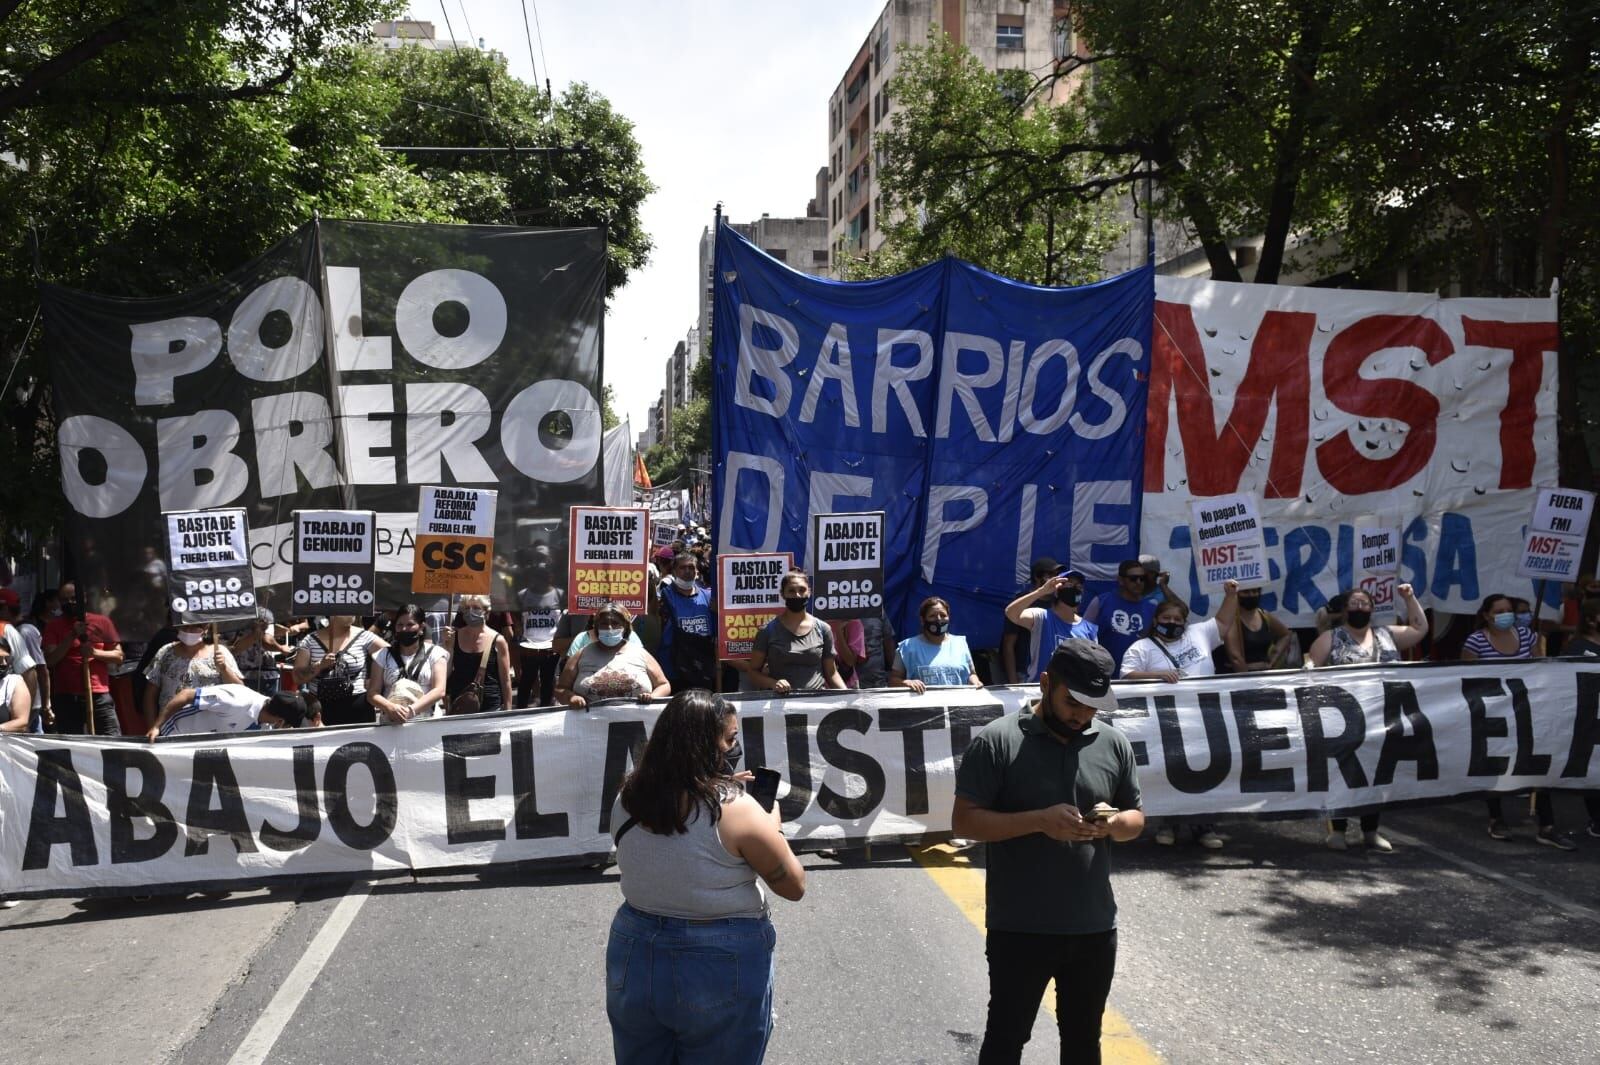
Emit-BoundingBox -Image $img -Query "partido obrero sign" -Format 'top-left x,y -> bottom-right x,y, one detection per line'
3,659 -> 1598,899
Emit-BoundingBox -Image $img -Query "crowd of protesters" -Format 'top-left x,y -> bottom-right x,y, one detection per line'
5,534 -> 1599,856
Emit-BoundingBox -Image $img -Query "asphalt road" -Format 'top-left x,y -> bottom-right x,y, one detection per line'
3,795 -> 1597,1065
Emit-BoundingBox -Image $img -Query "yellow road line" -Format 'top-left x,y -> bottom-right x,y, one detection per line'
910,843 -> 1163,1065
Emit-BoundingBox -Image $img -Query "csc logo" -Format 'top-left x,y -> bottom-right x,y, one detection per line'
422,541 -> 488,572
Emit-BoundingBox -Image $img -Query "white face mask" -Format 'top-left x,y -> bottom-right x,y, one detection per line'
673,576 -> 695,593
176,631 -> 205,647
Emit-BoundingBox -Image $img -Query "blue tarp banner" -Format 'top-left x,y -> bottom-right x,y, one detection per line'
711,224 -> 1153,649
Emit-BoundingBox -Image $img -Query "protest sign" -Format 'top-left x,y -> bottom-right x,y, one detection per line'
1516,487 -> 1595,582
1188,494 -> 1268,589
569,506 -> 650,613
412,487 -> 497,596
1145,277 -> 1559,624
6,659 -> 1599,899
292,510 -> 377,612
717,552 -> 792,658
1356,525 -> 1401,621
650,514 -> 679,548
165,508 -> 257,624
811,512 -> 886,619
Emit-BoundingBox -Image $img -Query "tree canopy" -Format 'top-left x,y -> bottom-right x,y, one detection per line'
0,3 -> 653,551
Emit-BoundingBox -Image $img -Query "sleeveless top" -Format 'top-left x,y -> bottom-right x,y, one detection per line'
1239,614 -> 1275,665
612,790 -> 767,919
447,633 -> 504,701
1327,625 -> 1399,665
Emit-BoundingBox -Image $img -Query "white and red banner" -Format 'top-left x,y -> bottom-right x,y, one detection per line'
3,660 -> 1598,898
1146,277 -> 1559,626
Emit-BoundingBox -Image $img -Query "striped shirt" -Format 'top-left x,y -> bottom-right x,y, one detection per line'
158,684 -> 268,737
1462,626 -> 1538,660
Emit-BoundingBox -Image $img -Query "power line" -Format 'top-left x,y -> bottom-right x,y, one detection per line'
517,0 -> 539,87
529,0 -> 550,93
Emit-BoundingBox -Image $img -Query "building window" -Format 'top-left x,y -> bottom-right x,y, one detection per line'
813,249 -> 829,265
767,248 -> 787,262
996,16 -> 1024,50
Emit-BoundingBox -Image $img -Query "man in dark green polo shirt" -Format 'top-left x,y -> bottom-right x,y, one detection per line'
953,638 -> 1145,1065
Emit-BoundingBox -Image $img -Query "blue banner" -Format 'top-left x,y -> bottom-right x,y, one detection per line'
712,224 -> 1153,650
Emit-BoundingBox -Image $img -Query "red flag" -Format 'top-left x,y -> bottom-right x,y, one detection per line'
634,452 -> 652,490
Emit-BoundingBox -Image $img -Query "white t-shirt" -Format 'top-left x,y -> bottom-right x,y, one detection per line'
1,624 -> 38,677
0,673 -> 25,724
158,683 -> 269,737
372,643 -> 449,718
1120,617 -> 1223,678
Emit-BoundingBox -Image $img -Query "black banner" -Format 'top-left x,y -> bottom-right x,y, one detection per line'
43,221 -> 607,638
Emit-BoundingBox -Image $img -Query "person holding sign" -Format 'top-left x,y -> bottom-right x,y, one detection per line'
293,614 -> 385,726
1122,581 -> 1240,850
42,581 -> 123,735
891,597 -> 983,692
558,603 -> 669,708
606,690 -> 805,1063
1005,572 -> 1099,683
1306,583 -> 1427,852
368,605 -> 450,723
142,622 -> 243,727
1459,594 -> 1575,850
445,595 -> 513,714
747,571 -> 847,694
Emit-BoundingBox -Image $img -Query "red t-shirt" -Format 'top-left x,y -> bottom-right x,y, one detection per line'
43,614 -> 121,695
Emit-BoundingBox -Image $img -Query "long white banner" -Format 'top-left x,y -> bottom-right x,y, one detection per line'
1146,277 -> 1559,626
3,660 -> 1598,898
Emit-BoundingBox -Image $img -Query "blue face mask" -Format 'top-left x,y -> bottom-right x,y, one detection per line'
598,628 -> 626,647
1491,612 -> 1515,631
1515,612 -> 1533,628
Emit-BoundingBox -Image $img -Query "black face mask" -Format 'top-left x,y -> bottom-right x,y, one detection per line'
393,630 -> 421,647
1237,594 -> 1261,610
1155,621 -> 1185,640
784,596 -> 809,614
1056,587 -> 1081,607
721,738 -> 743,776
1345,609 -> 1373,629
924,620 -> 950,636
0,656 -> 10,679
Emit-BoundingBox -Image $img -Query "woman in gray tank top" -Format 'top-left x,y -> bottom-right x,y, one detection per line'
607,690 -> 806,1064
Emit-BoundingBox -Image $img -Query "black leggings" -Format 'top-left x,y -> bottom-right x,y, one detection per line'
1331,814 -> 1380,833
517,650 -> 559,708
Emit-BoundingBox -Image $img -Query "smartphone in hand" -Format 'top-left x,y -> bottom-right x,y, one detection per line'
747,767 -> 782,813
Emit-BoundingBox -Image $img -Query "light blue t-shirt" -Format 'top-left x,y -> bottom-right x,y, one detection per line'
1022,608 -> 1099,682
895,634 -> 976,687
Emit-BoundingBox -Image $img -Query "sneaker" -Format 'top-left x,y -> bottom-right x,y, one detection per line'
1364,831 -> 1394,853
1536,829 -> 1577,852
1586,821 -> 1600,839
1487,820 -> 1512,841
1325,831 -> 1348,851
0,899 -> 18,909
1196,830 -> 1225,850
1154,826 -> 1176,846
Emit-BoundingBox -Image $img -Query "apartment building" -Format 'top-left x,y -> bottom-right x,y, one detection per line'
825,0 -> 1073,267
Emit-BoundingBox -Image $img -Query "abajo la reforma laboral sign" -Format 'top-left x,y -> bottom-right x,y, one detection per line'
42,221 -> 607,638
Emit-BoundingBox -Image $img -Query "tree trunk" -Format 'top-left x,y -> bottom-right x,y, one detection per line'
1254,0 -> 1333,285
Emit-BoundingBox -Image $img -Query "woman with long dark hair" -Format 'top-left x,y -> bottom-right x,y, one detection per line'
607,690 -> 805,1064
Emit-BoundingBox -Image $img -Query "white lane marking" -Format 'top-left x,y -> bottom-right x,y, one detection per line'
225,882 -> 373,1065
1381,828 -> 1600,923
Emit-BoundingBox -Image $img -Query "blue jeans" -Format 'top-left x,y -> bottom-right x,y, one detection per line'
606,902 -> 776,1065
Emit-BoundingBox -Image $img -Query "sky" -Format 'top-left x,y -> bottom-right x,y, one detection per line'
424,0 -> 886,436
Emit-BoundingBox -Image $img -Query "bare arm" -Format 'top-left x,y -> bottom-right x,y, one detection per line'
725,796 -> 806,902
820,655 -> 847,690
1005,578 -> 1064,627
0,682 -> 29,732
745,647 -> 785,692
1212,580 -> 1240,634
642,651 -> 671,700
495,637 -> 513,706
1386,585 -> 1428,651
1306,630 -> 1333,667
1224,620 -> 1250,672
556,653 -> 584,708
